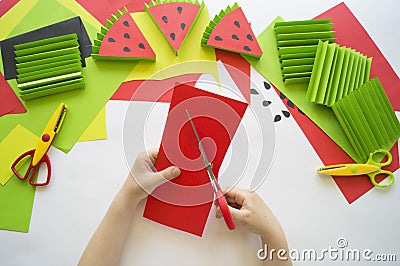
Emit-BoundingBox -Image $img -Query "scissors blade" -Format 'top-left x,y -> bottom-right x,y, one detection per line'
185,110 -> 211,167
32,103 -> 67,166
318,163 -> 379,176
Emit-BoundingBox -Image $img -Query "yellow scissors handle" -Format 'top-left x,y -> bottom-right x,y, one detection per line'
368,170 -> 395,188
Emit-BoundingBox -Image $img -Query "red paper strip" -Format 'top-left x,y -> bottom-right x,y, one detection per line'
0,72 -> 26,116
216,49 -> 251,103
76,0 -> 149,25
110,74 -> 201,102
143,84 -> 248,236
0,0 -> 19,18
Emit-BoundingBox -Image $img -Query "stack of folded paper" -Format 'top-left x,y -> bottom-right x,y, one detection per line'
15,33 -> 85,100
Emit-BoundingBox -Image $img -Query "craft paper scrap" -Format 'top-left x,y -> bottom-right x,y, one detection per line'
78,106 -> 107,142
215,49 -> 251,103
273,19 -> 335,85
145,0 -> 204,55
92,8 -> 156,61
307,40 -> 371,106
0,171 -> 36,233
56,0 -> 102,30
202,3 -> 262,58
0,72 -> 26,116
0,125 -> 37,232
0,16 -> 92,80
0,0 -> 19,18
76,0 -> 149,25
332,78 -> 400,163
0,0 -> 136,153
111,73 -> 201,102
0,125 -> 38,185
0,0 -> 37,40
245,2 -> 400,203
144,84 -> 248,236
124,7 -> 217,81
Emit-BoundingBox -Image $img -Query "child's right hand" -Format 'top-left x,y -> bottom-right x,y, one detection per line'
215,188 -> 287,246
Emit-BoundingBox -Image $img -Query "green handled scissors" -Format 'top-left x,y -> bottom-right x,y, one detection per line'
318,149 -> 395,188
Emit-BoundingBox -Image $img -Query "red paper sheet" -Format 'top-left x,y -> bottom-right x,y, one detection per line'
0,72 -> 26,116
143,84 -> 248,236
278,2 -> 400,203
110,74 -> 201,102
216,49 -> 251,103
0,0 -> 19,18
76,0 -> 149,25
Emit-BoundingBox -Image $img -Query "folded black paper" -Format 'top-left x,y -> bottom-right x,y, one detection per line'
0,17 -> 92,80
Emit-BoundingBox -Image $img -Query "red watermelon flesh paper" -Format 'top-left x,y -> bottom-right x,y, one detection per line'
99,13 -> 155,59
146,2 -> 201,53
208,7 -> 262,57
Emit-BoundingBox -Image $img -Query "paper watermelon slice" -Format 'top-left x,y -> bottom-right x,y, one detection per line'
92,8 -> 156,60
145,0 -> 205,55
202,3 -> 262,58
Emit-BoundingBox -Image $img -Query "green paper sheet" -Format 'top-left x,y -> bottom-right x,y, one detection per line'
274,19 -> 335,85
307,40 -> 371,106
0,125 -> 38,232
124,7 -> 217,81
0,0 -> 137,153
332,78 -> 400,163
244,17 -> 360,162
78,105 -> 107,142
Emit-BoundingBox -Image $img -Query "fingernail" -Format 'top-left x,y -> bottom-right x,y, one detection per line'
172,167 -> 181,176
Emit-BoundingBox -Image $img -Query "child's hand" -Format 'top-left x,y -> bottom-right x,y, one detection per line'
124,149 -> 181,202
215,188 -> 286,244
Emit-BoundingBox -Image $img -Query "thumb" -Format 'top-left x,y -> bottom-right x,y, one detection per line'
227,205 -> 243,224
157,166 -> 181,182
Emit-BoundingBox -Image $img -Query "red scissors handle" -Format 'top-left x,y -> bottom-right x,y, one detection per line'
11,149 -> 51,186
216,190 -> 236,230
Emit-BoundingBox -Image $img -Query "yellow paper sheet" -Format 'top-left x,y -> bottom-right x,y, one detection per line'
0,0 -> 39,40
56,0 -> 102,29
0,125 -> 38,185
125,7 -> 218,81
78,106 -> 107,142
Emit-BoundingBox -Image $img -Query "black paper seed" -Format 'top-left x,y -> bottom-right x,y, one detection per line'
170,33 -> 176,40
234,20 -> 240,28
279,92 -> 286,99
232,34 -> 239,40
298,107 -> 305,115
274,115 -> 281,122
243,46 -> 251,51
247,34 -> 253,41
177,6 -> 183,14
123,47 -> 131,52
181,23 -> 186,30
162,16 -> 168,23
263,81 -> 271,90
262,100 -> 272,107
287,100 -> 294,108
123,21 -> 129,27
215,36 -> 223,41
124,33 -> 130,39
108,37 -> 116,42
282,110 -> 290,118
250,88 -> 259,95
138,43 -> 145,49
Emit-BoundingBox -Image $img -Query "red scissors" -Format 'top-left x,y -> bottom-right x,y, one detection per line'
186,110 -> 236,230
11,103 -> 67,186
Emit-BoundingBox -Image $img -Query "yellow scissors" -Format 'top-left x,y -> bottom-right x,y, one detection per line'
317,149 -> 395,188
11,103 -> 67,186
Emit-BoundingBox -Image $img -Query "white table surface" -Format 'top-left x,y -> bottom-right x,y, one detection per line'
1,1 -> 399,265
